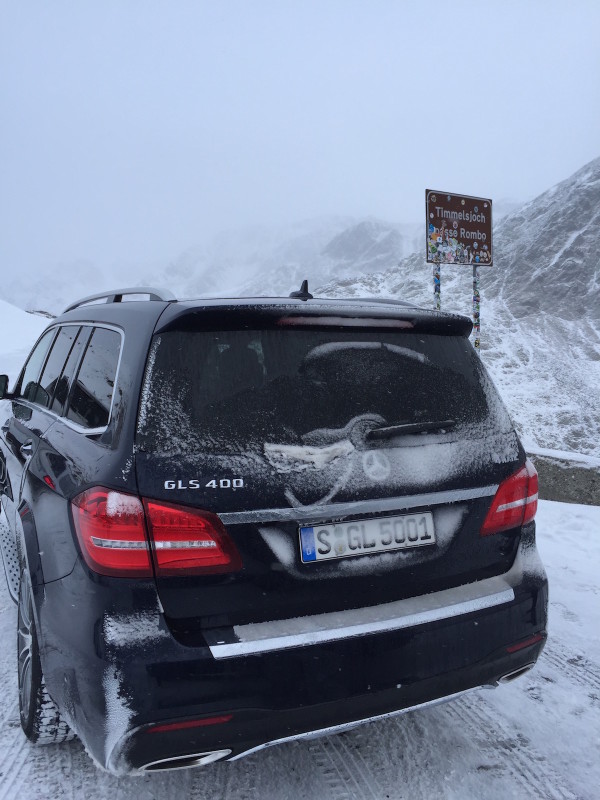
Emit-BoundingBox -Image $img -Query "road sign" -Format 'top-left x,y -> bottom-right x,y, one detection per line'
426,190 -> 493,266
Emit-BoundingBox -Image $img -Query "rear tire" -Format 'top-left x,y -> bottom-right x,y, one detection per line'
17,569 -> 74,744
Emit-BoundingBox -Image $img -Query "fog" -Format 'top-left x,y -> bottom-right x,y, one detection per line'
1,0 -> 599,278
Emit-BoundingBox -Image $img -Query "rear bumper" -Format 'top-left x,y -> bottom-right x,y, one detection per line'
39,531 -> 548,774
204,572 -> 517,659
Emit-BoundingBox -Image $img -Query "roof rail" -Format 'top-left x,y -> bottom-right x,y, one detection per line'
63,287 -> 176,314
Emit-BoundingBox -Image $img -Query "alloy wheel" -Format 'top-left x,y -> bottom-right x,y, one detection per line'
17,572 -> 34,723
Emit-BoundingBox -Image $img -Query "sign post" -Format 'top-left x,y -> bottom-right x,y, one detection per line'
425,190 -> 493,352
473,264 -> 481,350
433,263 -> 441,310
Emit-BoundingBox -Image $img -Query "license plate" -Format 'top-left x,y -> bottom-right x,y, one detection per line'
299,513 -> 435,563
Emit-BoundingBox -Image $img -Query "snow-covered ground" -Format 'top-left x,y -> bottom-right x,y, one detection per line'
0,300 -> 47,386
0,500 -> 598,799
0,302 -> 599,798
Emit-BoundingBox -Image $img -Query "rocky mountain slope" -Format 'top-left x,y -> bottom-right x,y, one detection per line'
1,217 -> 421,315
488,158 -> 600,321
150,217 -> 424,301
318,157 -> 600,457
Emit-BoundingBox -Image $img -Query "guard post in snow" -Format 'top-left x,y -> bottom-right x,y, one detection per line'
425,190 -> 493,352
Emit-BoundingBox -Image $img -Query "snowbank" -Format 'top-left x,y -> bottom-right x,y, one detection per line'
0,298 -> 48,386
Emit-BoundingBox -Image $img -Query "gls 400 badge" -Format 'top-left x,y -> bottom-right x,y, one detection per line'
164,478 -> 245,490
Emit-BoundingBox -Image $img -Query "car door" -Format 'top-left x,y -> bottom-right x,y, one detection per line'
1,329 -> 56,529
1,326 -> 83,530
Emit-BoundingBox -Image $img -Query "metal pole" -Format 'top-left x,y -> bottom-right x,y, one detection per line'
472,264 -> 480,353
433,263 -> 441,310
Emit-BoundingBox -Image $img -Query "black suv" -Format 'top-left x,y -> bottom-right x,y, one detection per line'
0,286 -> 548,773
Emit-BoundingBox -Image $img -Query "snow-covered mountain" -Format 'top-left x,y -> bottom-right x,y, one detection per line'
318,157 -> 600,458
3,158 -> 598,456
2,196 -> 523,316
146,217 -> 423,301
488,158 -> 600,321
1,217 -> 422,314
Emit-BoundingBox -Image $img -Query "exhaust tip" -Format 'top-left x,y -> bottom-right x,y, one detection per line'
499,663 -> 535,683
142,749 -> 232,771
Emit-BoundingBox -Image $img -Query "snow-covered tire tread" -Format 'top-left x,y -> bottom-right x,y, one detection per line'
18,567 -> 74,745
30,674 -> 75,745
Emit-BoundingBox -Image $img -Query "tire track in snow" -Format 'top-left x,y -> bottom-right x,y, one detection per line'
27,742 -> 117,800
355,708 -> 454,799
27,741 -> 198,800
125,770 -> 196,800
190,763 -> 231,800
307,733 -> 382,800
0,734 -> 97,800
447,695 -> 580,800
0,725 -> 32,800
541,643 -> 600,693
0,700 -> 18,729
194,756 -> 258,800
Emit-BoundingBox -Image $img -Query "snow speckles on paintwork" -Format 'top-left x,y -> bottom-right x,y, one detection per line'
259,526 -> 296,567
102,666 -> 134,773
103,611 -> 169,648
264,440 -> 355,472
433,505 -> 468,547
231,573 -> 516,648
105,491 -> 143,517
136,336 -> 160,431
120,457 -> 134,483
513,535 -> 547,581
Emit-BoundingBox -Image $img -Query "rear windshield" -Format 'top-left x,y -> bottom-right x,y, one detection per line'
137,329 -> 492,456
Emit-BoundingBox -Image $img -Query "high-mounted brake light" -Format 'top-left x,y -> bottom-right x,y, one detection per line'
72,489 -> 153,577
143,499 -> 242,575
277,316 -> 414,329
480,459 -> 538,536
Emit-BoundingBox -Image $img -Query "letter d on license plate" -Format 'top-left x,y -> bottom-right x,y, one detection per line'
300,513 -> 435,563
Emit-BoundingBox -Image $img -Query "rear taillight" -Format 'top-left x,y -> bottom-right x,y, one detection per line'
143,499 -> 242,576
480,459 -> 538,536
72,489 -> 242,577
72,488 -> 152,577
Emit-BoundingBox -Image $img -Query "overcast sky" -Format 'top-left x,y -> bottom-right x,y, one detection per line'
1,0 -> 599,276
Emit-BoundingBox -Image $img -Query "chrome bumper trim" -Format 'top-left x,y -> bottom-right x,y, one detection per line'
141,749 -> 232,771
228,685 -> 494,761
219,484 -> 498,525
206,574 -> 515,659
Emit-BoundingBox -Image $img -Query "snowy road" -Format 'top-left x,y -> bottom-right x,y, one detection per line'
0,500 -> 599,799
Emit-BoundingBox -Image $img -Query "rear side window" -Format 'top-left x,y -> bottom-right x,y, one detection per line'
66,328 -> 121,430
137,328 -> 493,455
18,329 -> 56,403
35,326 -> 80,409
51,326 -> 91,416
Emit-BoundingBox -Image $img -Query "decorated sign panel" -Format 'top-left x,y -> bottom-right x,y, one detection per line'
426,190 -> 493,265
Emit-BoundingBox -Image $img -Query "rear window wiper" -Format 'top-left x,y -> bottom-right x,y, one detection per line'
366,419 -> 456,440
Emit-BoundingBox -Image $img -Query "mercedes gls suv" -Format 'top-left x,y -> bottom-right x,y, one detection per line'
0,285 -> 548,773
